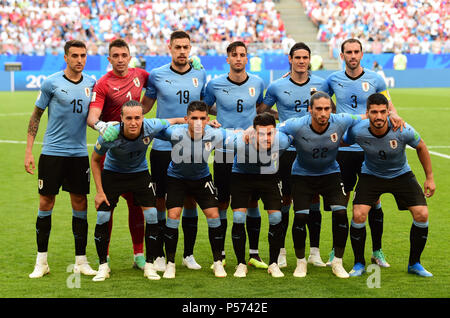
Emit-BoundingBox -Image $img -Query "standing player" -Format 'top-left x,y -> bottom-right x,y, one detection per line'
143,30 -> 208,271
344,93 -> 435,277
204,41 -> 267,268
25,40 -> 97,278
90,100 -> 183,281
324,38 -> 402,267
278,91 -> 365,278
260,42 -> 328,268
87,38 -> 150,270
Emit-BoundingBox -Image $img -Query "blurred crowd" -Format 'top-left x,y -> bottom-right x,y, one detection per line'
0,0 -> 287,55
300,0 -> 450,57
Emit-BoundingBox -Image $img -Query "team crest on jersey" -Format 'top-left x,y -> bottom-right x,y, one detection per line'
249,87 -> 256,97
38,179 -> 43,190
205,141 -> 212,151
330,132 -> 338,142
362,82 -> 370,92
142,136 -> 151,145
310,87 -> 317,95
84,87 -> 91,98
133,77 -> 140,88
390,139 -> 398,149
271,152 -> 278,160
192,77 -> 199,88
95,141 -> 102,150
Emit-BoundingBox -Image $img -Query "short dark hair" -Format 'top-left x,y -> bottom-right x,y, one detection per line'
289,42 -> 311,58
170,30 -> 190,43
253,112 -> 276,128
341,38 -> 363,53
227,41 -> 247,55
310,91 -> 332,108
64,40 -> 86,55
187,100 -> 208,115
121,100 -> 143,115
109,38 -> 130,54
366,93 -> 389,110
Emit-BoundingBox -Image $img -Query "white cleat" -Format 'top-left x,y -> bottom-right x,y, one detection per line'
182,255 -> 202,270
29,263 -> 50,278
74,256 -> 98,276
308,253 -> 326,267
144,262 -> 161,280
293,258 -> 307,278
268,263 -> 284,278
153,256 -> 166,272
92,263 -> 111,282
331,258 -> 349,279
163,262 -> 176,279
277,248 -> 287,268
213,260 -> 227,278
233,263 -> 248,278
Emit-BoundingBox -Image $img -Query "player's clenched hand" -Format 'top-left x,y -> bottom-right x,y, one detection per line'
24,152 -> 35,174
190,55 -> 203,70
423,177 -> 436,198
94,121 -> 120,142
389,113 -> 405,132
208,119 -> 221,128
95,192 -> 110,210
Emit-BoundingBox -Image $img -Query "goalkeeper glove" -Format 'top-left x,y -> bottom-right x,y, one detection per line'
190,55 -> 203,70
94,121 -> 120,142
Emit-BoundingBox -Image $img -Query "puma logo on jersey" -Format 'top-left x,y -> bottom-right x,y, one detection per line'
165,80 -> 173,85
284,90 -> 291,96
338,83 -> 344,88
222,88 -> 230,94
61,89 -> 68,94
113,87 -> 120,91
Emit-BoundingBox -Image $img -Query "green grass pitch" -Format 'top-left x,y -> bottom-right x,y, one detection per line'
0,88 -> 449,299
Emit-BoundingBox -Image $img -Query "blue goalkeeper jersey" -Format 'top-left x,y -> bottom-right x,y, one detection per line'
344,120 -> 421,179
145,64 -> 207,151
94,118 -> 170,173
35,71 -> 96,157
324,69 -> 390,152
278,113 -> 362,176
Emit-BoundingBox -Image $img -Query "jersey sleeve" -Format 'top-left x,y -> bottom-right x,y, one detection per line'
200,69 -> 207,99
323,75 -> 334,97
277,117 -> 301,136
35,78 -> 53,110
375,74 -> 391,101
277,131 -> 293,151
203,81 -> 216,107
402,123 -> 421,148
93,135 -> 109,156
145,118 -> 171,136
263,83 -> 277,107
144,72 -> 157,99
339,113 -> 363,129
342,124 -> 357,145
256,79 -> 264,105
89,78 -> 107,110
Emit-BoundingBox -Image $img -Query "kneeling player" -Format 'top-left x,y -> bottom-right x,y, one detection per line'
345,93 -> 435,277
230,113 -> 292,278
90,100 -> 182,281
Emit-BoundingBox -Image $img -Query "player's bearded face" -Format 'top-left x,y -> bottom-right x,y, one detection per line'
310,98 -> 332,126
64,47 -> 87,74
186,110 -> 209,140
255,126 -> 276,150
170,38 -> 191,67
368,104 -> 388,129
341,42 -> 363,71
227,47 -> 248,72
121,106 -> 143,138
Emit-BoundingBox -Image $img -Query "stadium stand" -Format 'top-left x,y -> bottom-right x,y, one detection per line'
0,0 -> 287,55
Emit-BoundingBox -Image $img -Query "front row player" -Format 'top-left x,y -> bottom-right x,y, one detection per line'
90,100 -> 183,281
345,93 -> 435,277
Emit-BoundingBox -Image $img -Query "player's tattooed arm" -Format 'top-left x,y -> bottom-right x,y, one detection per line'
24,107 -> 45,174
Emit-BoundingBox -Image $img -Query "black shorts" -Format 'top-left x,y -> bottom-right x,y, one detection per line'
291,173 -> 347,212
231,173 -> 282,211
166,175 -> 218,210
149,149 -> 172,198
336,150 -> 364,193
353,172 -> 427,210
38,154 -> 90,195
213,151 -> 234,203
277,150 -> 296,196
97,170 -> 156,211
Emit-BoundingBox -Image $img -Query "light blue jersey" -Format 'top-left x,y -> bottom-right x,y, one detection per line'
324,69 -> 389,152
36,71 -> 96,157
344,120 -> 421,179
278,113 -> 361,176
232,130 -> 292,175
263,74 -> 326,151
204,73 -> 264,153
159,125 -> 231,180
94,118 -> 170,173
145,64 -> 207,151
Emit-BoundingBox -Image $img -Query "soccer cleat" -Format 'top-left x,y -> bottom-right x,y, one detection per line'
74,256 -> 97,276
29,263 -> 50,278
331,258 -> 349,279
408,263 -> 433,277
233,263 -> 248,278
144,262 -> 161,280
277,248 -> 287,268
293,258 -> 307,278
268,263 -> 284,278
133,255 -> 146,270
248,257 -> 268,269
213,260 -> 227,278
326,249 -> 335,267
153,256 -> 166,272
210,258 -> 226,269
163,262 -> 176,279
182,255 -> 202,270
371,249 -> 391,268
308,252 -> 326,267
349,263 -> 366,277
92,263 -> 111,282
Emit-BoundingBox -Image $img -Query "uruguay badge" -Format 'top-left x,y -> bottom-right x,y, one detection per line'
362,81 -> 370,92
330,132 -> 338,142
85,87 -> 91,98
142,136 -> 151,145
249,87 -> 256,97
205,141 -> 212,151
389,139 -> 398,149
192,77 -> 199,88
134,77 -> 140,88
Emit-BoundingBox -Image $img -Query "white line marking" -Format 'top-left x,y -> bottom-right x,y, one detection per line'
0,140 -> 95,146
0,112 -> 31,117
406,146 -> 450,159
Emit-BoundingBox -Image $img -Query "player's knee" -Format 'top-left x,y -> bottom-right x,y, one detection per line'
39,195 -> 55,211
96,211 -> 111,225
70,194 -> 87,211
233,211 -> 246,224
143,207 -> 158,224
412,206 -> 428,223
